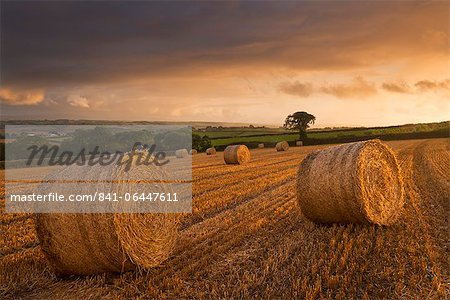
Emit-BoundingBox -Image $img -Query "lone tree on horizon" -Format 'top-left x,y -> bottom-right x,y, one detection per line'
283,111 -> 316,142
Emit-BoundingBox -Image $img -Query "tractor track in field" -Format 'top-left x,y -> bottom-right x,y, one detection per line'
152,181 -> 298,281
192,151 -> 305,180
192,156 -> 303,196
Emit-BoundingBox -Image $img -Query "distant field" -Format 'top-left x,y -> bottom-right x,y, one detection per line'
194,121 -> 449,147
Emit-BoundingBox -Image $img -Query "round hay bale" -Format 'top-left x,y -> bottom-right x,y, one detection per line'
224,145 -> 251,165
189,149 -> 198,155
175,149 -> 188,158
258,143 -> 264,148
206,147 -> 216,155
297,139 -> 404,225
296,141 -> 303,146
35,161 -> 179,275
276,141 -> 289,151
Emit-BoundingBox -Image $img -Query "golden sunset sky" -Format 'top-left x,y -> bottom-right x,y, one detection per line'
0,1 -> 449,127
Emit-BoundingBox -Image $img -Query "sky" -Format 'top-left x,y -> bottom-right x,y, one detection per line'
0,1 -> 449,127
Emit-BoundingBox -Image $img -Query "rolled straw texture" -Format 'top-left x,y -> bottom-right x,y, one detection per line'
206,147 -> 216,155
224,145 -> 251,165
276,141 -> 289,151
297,139 -> 404,225
35,160 -> 178,275
175,149 -> 189,158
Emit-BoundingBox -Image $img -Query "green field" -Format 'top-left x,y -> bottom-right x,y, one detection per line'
194,121 -> 449,147
193,128 -> 288,139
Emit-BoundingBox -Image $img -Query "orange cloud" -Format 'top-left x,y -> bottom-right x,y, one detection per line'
280,77 -> 450,100
415,79 -> 450,92
319,77 -> 377,99
0,87 -> 44,105
279,77 -> 379,99
381,82 -> 411,93
278,81 -> 313,97
67,95 -> 90,108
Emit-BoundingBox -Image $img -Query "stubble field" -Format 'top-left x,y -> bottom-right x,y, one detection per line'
1,138 -> 449,299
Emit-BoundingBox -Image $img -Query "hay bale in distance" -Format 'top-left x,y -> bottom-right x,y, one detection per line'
189,149 -> 198,155
206,147 -> 216,155
296,141 -> 303,146
276,141 -> 289,152
35,162 -> 179,275
297,139 -> 404,225
258,143 -> 264,148
175,149 -> 189,158
224,145 -> 251,165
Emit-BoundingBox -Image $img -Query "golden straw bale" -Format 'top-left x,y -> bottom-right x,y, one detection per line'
35,161 -> 179,275
297,139 -> 404,225
189,149 -> 198,155
175,149 -> 189,158
276,141 -> 289,151
224,145 -> 251,165
206,147 -> 216,155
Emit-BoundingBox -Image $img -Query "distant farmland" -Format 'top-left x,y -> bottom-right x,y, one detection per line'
194,121 -> 449,148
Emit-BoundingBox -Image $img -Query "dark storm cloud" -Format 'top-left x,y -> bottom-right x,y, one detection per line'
1,1 -> 307,86
1,1 -> 448,89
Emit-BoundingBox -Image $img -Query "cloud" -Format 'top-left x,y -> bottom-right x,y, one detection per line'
319,77 -> 378,99
381,82 -> 411,93
415,79 -> 450,92
280,78 -> 450,99
1,2 -> 448,125
278,77 -> 377,99
422,29 -> 448,47
381,80 -> 450,94
0,87 -> 44,105
67,95 -> 90,108
278,81 -> 313,97
1,2 -> 448,88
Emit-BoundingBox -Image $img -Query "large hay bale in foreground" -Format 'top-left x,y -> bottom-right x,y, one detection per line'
189,149 -> 198,155
36,212 -> 177,275
175,149 -> 189,158
35,161 -> 179,275
206,147 -> 216,155
297,139 -> 404,225
258,143 -> 264,148
276,141 -> 289,151
224,145 -> 251,165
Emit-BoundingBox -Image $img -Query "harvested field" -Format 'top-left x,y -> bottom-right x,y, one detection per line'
1,138 -> 449,299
